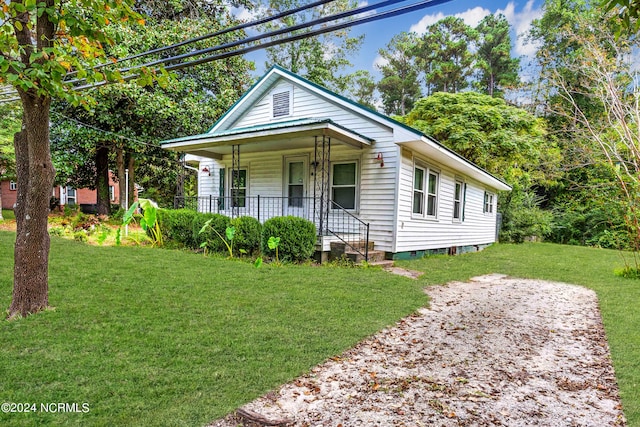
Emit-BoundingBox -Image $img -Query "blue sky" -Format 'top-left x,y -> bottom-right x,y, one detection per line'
235,0 -> 544,78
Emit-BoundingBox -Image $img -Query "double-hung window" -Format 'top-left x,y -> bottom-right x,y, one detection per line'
9,181 -> 17,191
231,169 -> 247,208
412,162 -> 439,218
453,180 -> 465,221
483,191 -> 494,214
331,162 -> 357,210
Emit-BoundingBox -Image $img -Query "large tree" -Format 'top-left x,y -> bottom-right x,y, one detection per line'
50,2 -> 253,212
259,0 -> 363,92
403,92 -> 561,242
377,32 -> 422,116
474,14 -> 520,97
414,16 -> 477,94
0,1 -> 152,318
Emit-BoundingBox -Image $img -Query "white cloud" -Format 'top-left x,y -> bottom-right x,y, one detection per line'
497,0 -> 543,58
409,7 -> 491,35
372,54 -> 389,71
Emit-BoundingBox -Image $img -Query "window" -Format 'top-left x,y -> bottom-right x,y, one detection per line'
427,172 -> 438,216
231,169 -> 247,208
272,89 -> 292,118
9,181 -> 17,191
412,163 -> 439,218
453,181 -> 464,221
66,187 -> 77,205
484,191 -> 494,214
331,162 -> 357,210
412,166 -> 425,215
109,186 -> 115,202
287,161 -> 304,208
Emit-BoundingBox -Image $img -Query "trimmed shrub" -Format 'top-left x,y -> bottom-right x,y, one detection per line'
261,216 -> 316,262
193,213 -> 230,253
157,209 -> 199,248
230,216 -> 262,255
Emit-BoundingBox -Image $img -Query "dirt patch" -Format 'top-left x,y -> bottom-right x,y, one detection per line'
209,274 -> 625,426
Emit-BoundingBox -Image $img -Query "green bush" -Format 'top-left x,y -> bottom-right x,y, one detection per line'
193,213 -> 230,253
261,216 -> 316,262
157,209 -> 199,248
230,216 -> 262,255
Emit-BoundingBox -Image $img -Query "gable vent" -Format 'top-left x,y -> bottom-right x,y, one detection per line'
272,90 -> 291,118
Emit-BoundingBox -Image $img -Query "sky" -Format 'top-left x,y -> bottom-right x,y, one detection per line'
234,0 -> 545,79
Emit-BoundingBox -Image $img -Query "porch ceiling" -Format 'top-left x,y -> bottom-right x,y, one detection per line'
161,118 -> 374,160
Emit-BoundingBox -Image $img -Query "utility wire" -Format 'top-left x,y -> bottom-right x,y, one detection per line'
0,0 -> 452,102
64,0 -> 407,89
62,0 -> 336,80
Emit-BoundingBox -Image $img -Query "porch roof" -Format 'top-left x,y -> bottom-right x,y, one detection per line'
161,118 -> 374,159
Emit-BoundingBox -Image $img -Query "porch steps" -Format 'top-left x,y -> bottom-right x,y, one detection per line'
330,241 -> 388,264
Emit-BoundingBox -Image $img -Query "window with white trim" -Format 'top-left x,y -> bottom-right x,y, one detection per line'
331,162 -> 357,210
453,180 -> 464,221
9,181 -> 17,191
230,169 -> 248,208
272,88 -> 292,118
483,191 -> 494,214
412,162 -> 439,218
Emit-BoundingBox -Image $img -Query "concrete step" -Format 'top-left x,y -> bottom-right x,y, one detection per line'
345,249 -> 386,263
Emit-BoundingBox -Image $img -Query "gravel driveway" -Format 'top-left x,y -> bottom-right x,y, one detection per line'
210,274 -> 626,426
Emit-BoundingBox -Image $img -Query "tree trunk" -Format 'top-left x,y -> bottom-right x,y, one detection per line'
95,145 -> 110,215
116,148 -> 126,209
9,95 -> 55,319
127,154 -> 135,207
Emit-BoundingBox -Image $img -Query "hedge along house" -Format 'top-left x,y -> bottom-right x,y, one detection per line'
161,66 -> 511,261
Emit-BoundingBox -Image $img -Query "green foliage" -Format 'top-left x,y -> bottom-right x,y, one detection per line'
415,16 -> 477,93
157,209 -> 199,248
230,216 -> 262,256
376,32 -> 422,115
259,0 -> 363,92
138,199 -> 163,247
474,14 -> 520,96
268,236 -> 281,264
499,189 -> 553,243
261,216 -> 316,262
192,213 -> 231,253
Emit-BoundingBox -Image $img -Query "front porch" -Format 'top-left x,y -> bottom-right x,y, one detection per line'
174,194 -> 373,261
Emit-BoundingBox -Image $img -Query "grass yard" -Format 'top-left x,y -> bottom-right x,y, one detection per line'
0,231 -> 428,426
397,242 -> 640,426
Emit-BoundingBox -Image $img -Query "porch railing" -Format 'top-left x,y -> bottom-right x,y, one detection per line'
174,195 -> 370,261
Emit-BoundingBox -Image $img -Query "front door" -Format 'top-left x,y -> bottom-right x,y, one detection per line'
284,156 -> 307,217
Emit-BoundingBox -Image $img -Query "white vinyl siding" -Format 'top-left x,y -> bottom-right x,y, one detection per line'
396,149 -> 499,252
225,79 -> 398,252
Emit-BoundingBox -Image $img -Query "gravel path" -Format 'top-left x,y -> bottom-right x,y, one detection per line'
210,274 -> 626,426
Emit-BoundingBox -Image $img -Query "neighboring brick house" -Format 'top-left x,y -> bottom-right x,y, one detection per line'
2,171 -> 126,213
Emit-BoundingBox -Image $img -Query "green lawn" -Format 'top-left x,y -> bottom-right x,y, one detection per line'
397,242 -> 640,426
0,231 -> 428,426
2,235 -> 639,426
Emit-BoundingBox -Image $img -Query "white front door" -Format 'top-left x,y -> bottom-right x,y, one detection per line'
283,156 -> 308,217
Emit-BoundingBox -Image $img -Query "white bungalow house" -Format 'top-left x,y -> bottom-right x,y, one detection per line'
161,66 -> 511,261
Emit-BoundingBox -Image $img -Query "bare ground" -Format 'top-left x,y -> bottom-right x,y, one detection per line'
209,274 -> 626,427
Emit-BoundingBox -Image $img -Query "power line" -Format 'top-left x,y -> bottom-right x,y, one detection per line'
65,0 -> 408,89
62,0 -> 337,80
0,0 -> 453,102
